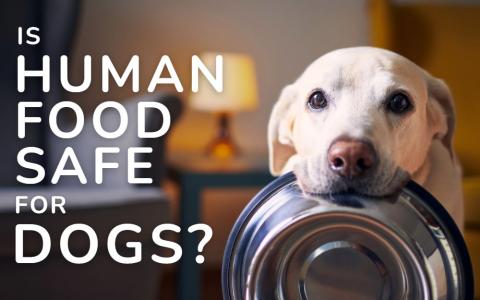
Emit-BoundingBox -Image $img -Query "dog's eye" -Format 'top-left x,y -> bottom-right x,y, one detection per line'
307,91 -> 328,110
387,92 -> 412,114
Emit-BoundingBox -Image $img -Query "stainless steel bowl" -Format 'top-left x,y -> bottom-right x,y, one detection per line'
222,172 -> 473,300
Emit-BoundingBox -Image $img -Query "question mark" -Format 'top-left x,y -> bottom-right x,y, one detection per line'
188,224 -> 213,264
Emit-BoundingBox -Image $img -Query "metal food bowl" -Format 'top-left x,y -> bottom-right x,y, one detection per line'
222,172 -> 473,300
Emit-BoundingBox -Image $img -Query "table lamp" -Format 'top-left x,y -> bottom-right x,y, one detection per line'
190,53 -> 259,159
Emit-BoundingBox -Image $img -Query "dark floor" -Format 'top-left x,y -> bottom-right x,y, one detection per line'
159,268 -> 222,300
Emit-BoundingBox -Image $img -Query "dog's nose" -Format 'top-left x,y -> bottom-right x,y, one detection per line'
327,139 -> 376,178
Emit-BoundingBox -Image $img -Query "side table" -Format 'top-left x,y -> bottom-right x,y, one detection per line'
168,153 -> 274,300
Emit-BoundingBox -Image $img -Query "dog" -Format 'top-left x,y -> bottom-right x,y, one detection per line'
268,47 -> 464,228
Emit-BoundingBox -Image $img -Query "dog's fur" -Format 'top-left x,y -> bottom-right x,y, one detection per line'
268,47 -> 464,228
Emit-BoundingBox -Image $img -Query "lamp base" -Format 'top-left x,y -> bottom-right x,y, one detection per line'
205,113 -> 239,159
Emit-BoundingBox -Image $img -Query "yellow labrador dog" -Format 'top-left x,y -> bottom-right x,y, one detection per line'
268,47 -> 464,228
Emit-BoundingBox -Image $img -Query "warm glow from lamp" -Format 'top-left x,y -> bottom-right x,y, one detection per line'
190,52 -> 259,158
190,53 -> 258,112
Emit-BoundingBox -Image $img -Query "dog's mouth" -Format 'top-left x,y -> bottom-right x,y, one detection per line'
333,169 -> 410,197
293,157 -> 411,198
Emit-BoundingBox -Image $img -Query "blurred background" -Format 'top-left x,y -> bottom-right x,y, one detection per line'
0,0 -> 479,299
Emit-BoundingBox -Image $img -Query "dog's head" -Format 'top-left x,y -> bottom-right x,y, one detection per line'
268,47 -> 455,196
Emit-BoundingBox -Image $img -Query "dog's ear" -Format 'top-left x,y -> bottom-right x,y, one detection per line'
268,85 -> 297,175
425,73 -> 456,159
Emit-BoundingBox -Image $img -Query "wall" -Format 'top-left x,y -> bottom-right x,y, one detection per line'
70,0 -> 369,155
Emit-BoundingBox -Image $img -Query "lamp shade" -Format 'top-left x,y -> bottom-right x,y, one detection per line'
190,53 -> 259,112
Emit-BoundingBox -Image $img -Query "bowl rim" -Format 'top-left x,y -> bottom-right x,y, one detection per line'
221,172 -> 474,300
